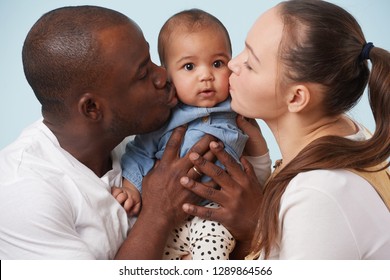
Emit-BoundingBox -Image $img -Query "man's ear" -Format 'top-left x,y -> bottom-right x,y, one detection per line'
78,93 -> 103,121
286,84 -> 310,113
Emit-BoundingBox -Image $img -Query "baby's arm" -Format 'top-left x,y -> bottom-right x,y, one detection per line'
236,116 -> 268,157
236,116 -> 272,185
111,179 -> 141,216
120,133 -> 161,216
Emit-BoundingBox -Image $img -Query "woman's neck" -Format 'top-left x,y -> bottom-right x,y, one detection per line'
266,114 -> 357,168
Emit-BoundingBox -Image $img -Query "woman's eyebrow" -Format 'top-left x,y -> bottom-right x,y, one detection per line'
245,41 -> 260,63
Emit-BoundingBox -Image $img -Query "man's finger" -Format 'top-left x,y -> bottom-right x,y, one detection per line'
182,134 -> 216,172
160,125 -> 187,162
182,203 -> 222,223
180,176 -> 227,205
207,141 -> 244,179
188,144 -> 238,189
187,134 -> 216,156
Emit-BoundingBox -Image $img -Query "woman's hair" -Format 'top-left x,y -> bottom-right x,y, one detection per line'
158,8 -> 232,67
252,0 -> 390,259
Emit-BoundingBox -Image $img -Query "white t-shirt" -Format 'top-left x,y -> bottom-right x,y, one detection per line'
0,120 -> 129,259
265,123 -> 390,259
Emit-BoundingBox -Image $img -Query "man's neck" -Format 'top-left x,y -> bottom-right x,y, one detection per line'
43,119 -> 115,177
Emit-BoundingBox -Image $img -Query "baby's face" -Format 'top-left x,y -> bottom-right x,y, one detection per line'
165,28 -> 231,108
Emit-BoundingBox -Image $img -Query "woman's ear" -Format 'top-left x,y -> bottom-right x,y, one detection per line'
78,93 -> 103,121
286,84 -> 310,113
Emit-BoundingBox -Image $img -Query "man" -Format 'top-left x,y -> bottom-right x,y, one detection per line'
0,5 -> 213,259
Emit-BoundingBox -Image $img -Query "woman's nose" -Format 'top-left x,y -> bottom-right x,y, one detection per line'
228,57 -> 240,75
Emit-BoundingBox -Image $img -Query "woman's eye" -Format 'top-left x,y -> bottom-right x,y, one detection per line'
244,61 -> 252,70
213,60 -> 224,68
184,63 -> 194,71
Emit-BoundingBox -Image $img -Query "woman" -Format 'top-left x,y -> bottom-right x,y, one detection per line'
180,0 -> 390,259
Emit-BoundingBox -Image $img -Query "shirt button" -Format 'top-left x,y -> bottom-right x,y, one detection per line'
202,116 -> 209,123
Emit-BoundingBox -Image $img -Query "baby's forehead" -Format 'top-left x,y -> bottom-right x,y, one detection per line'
172,23 -> 223,35
169,25 -> 230,48
169,28 -> 230,49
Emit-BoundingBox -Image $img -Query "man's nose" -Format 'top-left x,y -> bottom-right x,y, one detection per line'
153,64 -> 168,89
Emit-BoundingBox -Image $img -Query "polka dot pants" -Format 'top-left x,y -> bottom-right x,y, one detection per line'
163,202 -> 235,260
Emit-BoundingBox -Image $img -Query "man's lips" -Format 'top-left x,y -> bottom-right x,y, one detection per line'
166,82 -> 178,107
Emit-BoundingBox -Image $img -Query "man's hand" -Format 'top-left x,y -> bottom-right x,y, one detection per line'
180,140 -> 264,258
141,126 -> 217,226
115,126 -> 216,259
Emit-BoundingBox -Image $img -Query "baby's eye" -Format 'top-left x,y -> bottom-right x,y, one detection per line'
184,63 -> 194,71
213,60 -> 224,68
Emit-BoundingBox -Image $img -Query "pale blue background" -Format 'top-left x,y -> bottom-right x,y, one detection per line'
1,0 -> 389,164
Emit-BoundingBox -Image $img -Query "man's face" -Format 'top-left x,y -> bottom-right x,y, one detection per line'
97,23 -> 177,138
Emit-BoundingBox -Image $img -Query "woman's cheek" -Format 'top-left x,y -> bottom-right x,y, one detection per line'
231,94 -> 251,116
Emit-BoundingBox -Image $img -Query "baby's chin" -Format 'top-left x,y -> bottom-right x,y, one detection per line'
195,102 -> 218,108
194,96 -> 227,108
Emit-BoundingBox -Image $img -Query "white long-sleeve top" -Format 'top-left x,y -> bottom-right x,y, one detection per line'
265,123 -> 390,259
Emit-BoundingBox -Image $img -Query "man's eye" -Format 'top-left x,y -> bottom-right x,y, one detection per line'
139,70 -> 148,79
184,63 -> 194,71
213,60 -> 224,68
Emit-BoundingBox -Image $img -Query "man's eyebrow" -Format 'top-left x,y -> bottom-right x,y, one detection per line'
245,41 -> 260,63
136,43 -> 151,71
137,56 -> 150,70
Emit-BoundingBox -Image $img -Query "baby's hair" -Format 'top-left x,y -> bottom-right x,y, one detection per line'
158,8 -> 231,66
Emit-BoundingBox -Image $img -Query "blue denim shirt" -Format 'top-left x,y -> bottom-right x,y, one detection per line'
121,97 -> 248,192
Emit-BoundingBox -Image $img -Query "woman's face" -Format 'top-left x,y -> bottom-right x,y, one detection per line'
228,6 -> 286,120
